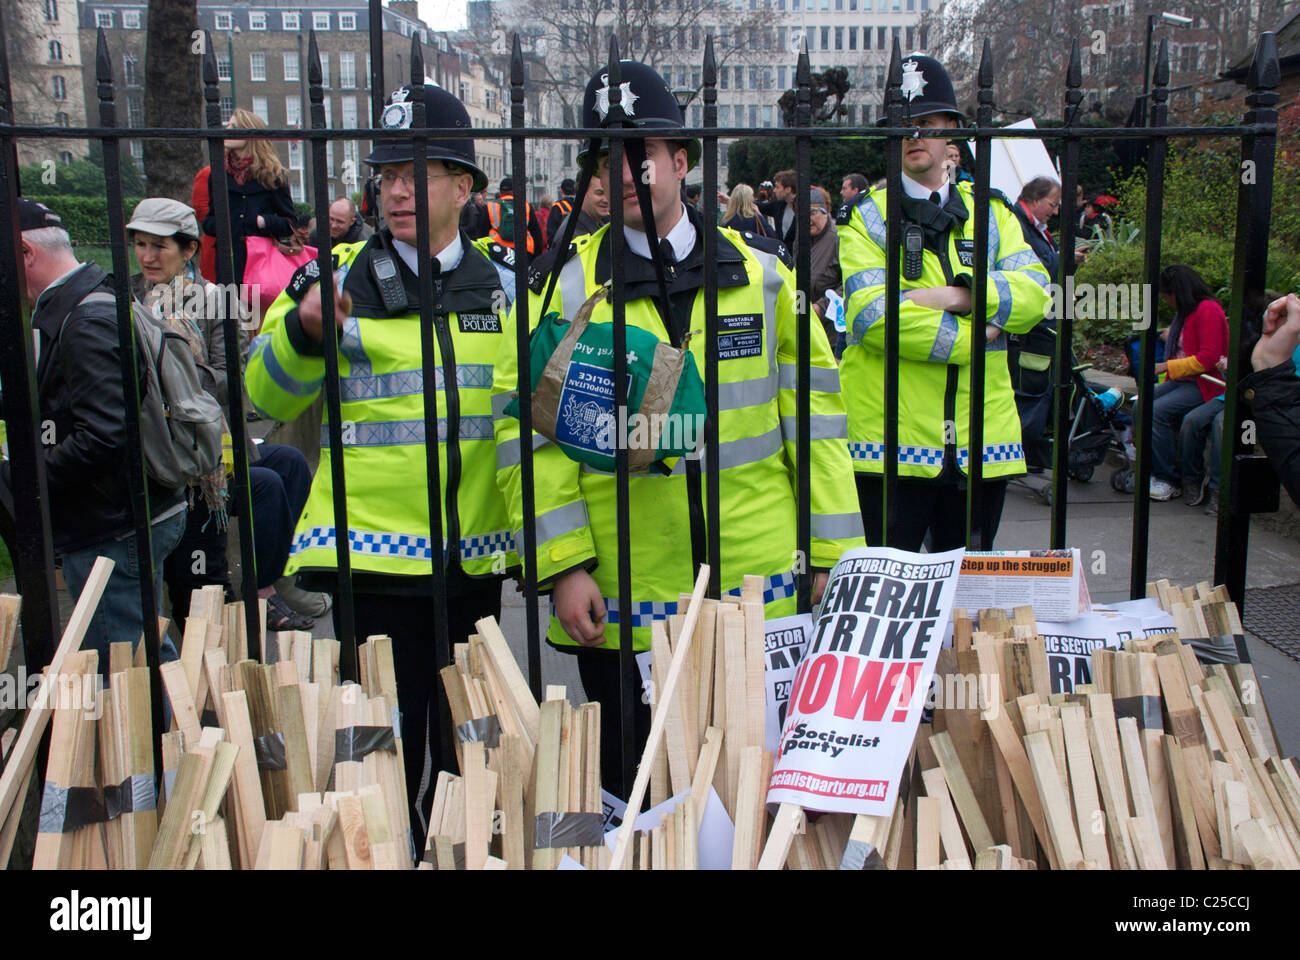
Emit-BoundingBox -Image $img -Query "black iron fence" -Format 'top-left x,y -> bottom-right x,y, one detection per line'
0,0 -> 1281,792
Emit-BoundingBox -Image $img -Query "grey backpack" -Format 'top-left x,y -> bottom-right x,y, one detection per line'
74,291 -> 224,489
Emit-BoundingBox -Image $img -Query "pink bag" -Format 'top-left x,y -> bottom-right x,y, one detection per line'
242,236 -> 317,331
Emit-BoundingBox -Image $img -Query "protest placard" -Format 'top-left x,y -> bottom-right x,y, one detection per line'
954,548 -> 1087,621
766,547 -> 964,816
1035,610 -> 1143,694
763,613 -> 813,753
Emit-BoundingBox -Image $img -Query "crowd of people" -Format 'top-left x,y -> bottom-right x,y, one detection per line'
10,52 -> 1296,856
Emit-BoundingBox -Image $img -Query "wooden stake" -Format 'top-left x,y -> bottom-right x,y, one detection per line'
609,566 -> 710,871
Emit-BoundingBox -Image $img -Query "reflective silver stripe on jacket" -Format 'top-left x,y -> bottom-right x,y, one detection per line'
780,414 -> 848,442
320,415 -> 494,447
496,431 -> 551,469
340,363 -> 494,402
779,363 -> 841,395
518,500 -> 589,546
811,512 -> 866,541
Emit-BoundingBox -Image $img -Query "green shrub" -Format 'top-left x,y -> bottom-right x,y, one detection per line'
23,195 -> 144,245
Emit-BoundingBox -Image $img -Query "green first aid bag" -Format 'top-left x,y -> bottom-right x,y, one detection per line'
504,284 -> 707,474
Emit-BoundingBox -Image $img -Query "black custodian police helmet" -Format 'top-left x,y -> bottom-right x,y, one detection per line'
365,83 -> 488,192
876,54 -> 965,127
576,61 -> 701,171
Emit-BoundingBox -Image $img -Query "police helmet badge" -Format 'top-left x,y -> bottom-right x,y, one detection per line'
900,59 -> 928,102
381,87 -> 413,129
594,74 -> 639,121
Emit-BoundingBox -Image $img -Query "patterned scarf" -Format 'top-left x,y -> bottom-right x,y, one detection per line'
136,272 -> 231,529
226,150 -> 254,186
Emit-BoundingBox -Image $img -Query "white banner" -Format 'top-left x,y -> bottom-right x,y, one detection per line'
766,547 -> 964,816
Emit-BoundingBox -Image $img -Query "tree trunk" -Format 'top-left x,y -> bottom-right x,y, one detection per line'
143,0 -> 201,200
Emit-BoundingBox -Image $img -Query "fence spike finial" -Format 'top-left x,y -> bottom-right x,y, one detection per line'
976,37 -> 993,122
410,30 -> 424,85
1064,38 -> 1082,124
703,32 -> 716,88
1153,37 -> 1170,91
307,29 -> 322,91
95,26 -> 112,86
1247,31 -> 1280,92
511,32 -> 524,88
977,36 -> 992,91
606,36 -> 623,123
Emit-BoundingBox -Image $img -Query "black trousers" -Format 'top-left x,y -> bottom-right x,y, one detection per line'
331,563 -> 503,856
574,647 -> 652,803
855,473 -> 1010,552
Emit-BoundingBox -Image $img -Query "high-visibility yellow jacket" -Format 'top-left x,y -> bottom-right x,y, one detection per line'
493,209 -> 865,652
838,181 -> 1052,480
245,231 -> 519,582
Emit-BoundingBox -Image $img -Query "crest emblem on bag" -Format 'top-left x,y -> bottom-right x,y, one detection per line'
900,60 -> 927,102
594,75 -> 639,120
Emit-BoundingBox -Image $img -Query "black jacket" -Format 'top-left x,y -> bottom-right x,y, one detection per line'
460,199 -> 490,240
1011,201 -> 1059,282
203,169 -> 296,285
758,199 -> 797,249
1240,359 -> 1300,506
545,196 -> 577,247
1,263 -> 183,552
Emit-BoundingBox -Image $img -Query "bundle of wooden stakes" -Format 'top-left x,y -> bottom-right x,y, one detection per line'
894,587 -> 1300,871
5,574 -> 420,869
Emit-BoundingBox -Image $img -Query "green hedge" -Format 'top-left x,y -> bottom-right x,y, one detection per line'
23,195 -> 144,245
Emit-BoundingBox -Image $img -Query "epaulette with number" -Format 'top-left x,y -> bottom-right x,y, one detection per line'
526,236 -> 584,294
285,256 -> 327,302
736,231 -> 793,270
835,202 -> 854,226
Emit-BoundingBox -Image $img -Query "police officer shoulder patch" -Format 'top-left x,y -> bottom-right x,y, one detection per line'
486,241 -> 516,270
525,241 -> 578,295
835,202 -> 853,225
738,232 -> 793,270
988,188 -> 1015,212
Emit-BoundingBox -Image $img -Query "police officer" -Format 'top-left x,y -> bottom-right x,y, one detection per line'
839,55 -> 1051,551
493,62 -> 864,797
245,84 -> 518,854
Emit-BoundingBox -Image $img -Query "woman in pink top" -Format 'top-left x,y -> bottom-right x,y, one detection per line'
1148,264 -> 1229,500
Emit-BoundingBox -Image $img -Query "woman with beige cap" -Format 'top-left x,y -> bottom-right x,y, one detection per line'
127,198 -> 327,632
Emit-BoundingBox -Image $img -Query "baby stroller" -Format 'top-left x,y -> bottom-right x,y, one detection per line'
1009,328 -> 1134,502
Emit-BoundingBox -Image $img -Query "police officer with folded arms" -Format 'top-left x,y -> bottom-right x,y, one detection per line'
245,84 -> 518,854
493,62 -> 864,795
838,55 -> 1051,551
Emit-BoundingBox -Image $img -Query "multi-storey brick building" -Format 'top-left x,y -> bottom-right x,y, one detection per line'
4,0 -> 92,167
69,1 -> 510,205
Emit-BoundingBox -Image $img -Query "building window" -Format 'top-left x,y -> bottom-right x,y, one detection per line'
835,27 -> 843,50
849,27 -> 856,50
319,53 -> 330,88
341,96 -> 357,129
52,75 -> 66,100
877,26 -> 886,48
214,12 -> 233,31
130,140 -> 143,164
45,0 -> 58,22
778,65 -> 788,88
845,104 -> 855,124
323,95 -> 333,130
906,25 -> 914,49
876,66 -> 886,88
252,96 -> 269,123
282,12 -> 300,30
864,26 -> 871,50
59,150 -> 73,164
719,104 -> 729,126
95,10 -> 113,28
762,105 -> 773,127
749,105 -> 758,126
562,144 -> 572,166
340,12 -> 357,30
907,0 -> 914,8
284,51 -> 300,81
220,95 -> 234,122
124,53 -> 139,85
919,26 -> 928,48
285,96 -> 301,127
313,12 -> 330,31
720,68 -> 729,89
821,27 -> 830,48
216,51 -> 231,80
123,10 -> 141,29
249,12 -> 267,30
49,40 -> 62,61
55,111 -> 69,127
250,52 -> 266,81
459,80 -> 469,102
485,90 -> 496,112
340,52 -> 356,89
127,96 -> 143,127
691,104 -> 701,126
